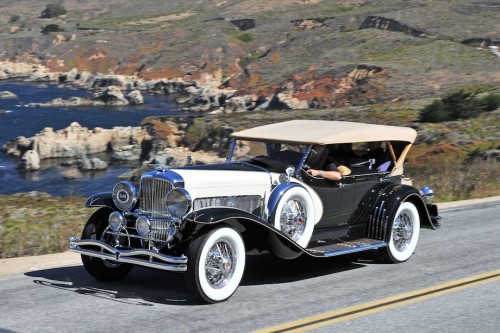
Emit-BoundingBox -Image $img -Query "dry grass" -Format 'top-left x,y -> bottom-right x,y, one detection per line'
408,158 -> 499,202
0,193 -> 92,258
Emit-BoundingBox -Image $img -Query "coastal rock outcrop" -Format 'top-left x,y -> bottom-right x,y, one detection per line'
0,60 -> 382,112
2,122 -> 151,170
18,150 -> 41,171
359,16 -> 436,39
62,156 -> 109,170
28,86 -> 144,107
0,91 -> 17,99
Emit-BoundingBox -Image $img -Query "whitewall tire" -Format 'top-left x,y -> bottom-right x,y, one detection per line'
273,187 -> 315,248
187,227 -> 246,303
382,201 -> 420,263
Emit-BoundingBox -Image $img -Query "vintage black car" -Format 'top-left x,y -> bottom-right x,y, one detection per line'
70,120 -> 440,303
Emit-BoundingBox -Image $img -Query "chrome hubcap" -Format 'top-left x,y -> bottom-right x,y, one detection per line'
392,209 -> 414,252
205,240 -> 236,288
280,197 -> 307,241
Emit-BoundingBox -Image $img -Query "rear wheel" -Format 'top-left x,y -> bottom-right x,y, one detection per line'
381,202 -> 420,263
186,227 -> 246,303
81,208 -> 133,281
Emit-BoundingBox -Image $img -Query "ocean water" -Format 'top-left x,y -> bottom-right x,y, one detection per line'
0,79 -> 184,197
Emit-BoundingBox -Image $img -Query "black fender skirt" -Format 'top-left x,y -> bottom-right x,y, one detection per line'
184,207 -> 306,259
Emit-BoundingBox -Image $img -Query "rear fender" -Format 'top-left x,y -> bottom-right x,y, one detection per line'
366,184 -> 436,242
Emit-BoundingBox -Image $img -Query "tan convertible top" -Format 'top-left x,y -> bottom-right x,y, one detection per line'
231,120 -> 417,144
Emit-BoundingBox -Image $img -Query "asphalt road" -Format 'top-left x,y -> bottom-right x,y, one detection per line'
0,200 -> 499,333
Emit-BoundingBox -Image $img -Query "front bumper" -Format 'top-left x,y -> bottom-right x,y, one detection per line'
69,236 -> 187,272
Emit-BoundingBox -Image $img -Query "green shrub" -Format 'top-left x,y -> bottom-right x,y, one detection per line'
480,93 -> 500,111
419,99 -> 450,123
237,33 -> 254,43
419,89 -> 495,123
41,24 -> 64,34
9,15 -> 20,23
40,4 -> 67,18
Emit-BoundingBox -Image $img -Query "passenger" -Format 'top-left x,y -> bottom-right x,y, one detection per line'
330,143 -> 358,165
363,142 -> 389,168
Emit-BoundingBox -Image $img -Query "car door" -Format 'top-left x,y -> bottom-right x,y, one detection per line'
301,172 -> 356,227
349,169 -> 386,225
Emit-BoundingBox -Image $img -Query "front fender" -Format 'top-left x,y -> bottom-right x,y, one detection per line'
266,182 -> 303,222
183,207 -> 306,259
184,207 -> 265,225
84,192 -> 117,209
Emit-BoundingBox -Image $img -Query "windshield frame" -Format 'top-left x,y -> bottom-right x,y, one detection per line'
226,138 -> 312,176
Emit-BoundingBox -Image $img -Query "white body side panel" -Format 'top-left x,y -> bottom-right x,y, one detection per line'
173,169 -> 324,224
174,169 -> 271,199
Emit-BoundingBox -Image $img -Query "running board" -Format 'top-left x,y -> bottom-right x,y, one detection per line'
306,238 -> 387,257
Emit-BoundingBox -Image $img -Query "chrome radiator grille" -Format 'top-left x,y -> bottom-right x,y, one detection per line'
150,219 -> 171,242
139,177 -> 173,219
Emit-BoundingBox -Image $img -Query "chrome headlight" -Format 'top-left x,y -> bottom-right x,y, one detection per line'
166,188 -> 191,217
420,186 -> 435,203
112,181 -> 138,211
109,211 -> 125,232
136,216 -> 151,236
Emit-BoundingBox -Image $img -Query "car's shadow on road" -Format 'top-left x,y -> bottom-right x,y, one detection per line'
24,251 -> 382,306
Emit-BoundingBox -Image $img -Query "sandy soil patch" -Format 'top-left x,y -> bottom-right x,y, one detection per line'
123,13 -> 195,26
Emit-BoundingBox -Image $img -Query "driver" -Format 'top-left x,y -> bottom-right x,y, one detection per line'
307,146 -> 351,180
307,164 -> 342,180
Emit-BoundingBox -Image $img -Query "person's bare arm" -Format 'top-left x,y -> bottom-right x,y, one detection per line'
307,168 -> 342,180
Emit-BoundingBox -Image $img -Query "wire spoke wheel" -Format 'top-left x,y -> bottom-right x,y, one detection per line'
392,210 -> 414,252
273,187 -> 315,248
205,240 -> 236,288
381,202 -> 420,263
187,227 -> 246,303
279,196 -> 307,242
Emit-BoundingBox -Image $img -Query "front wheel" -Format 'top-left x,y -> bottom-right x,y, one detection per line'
81,208 -> 133,281
381,201 -> 420,263
273,187 -> 315,248
186,227 -> 246,303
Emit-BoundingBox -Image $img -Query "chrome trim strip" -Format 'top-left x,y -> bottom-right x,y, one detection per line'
69,237 -> 187,272
235,161 -> 271,174
193,195 -> 263,216
323,241 -> 387,257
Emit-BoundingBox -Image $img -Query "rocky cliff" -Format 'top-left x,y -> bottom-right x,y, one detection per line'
2,122 -> 152,170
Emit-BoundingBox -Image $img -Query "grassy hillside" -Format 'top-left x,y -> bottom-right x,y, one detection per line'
1,0 -> 498,102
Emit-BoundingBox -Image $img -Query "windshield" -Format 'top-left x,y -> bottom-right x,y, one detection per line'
229,140 -> 308,173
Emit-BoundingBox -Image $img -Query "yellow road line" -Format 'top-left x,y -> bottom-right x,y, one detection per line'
254,269 -> 500,333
